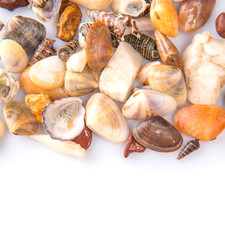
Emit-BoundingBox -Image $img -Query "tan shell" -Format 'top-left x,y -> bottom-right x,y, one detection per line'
69,0 -> 113,10
0,119 -> 6,140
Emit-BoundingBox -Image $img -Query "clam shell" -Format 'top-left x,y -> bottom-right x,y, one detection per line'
0,39 -> 28,73
86,21 -> 114,71
0,0 -> 28,11
0,119 -> 6,140
70,0 -> 113,10
29,56 -> 66,90
174,105 -> 225,141
133,116 -> 183,152
65,66 -> 100,97
66,49 -> 87,73
86,93 -> 129,143
148,64 -> 187,106
122,89 -> 177,120
0,16 -> 46,58
3,101 -> 40,135
0,69 -> 19,103
42,97 -> 85,141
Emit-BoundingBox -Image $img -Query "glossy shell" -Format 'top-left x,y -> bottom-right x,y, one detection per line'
57,40 -> 79,62
0,0 -> 28,11
72,125 -> 92,150
133,116 -> 183,152
174,105 -> 225,141
216,12 -> 225,38
42,97 -> 85,141
3,101 -> 40,135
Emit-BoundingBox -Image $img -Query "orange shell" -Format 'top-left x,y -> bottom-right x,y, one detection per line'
174,104 -> 225,141
86,21 -> 114,71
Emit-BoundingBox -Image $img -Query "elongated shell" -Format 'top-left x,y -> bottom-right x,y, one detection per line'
3,101 -> 40,135
86,21 -> 114,71
177,139 -> 200,160
86,93 -> 129,143
133,116 -> 183,152
174,105 -> 225,141
148,64 -> 187,106
57,40 -> 79,62
0,16 -> 46,58
42,97 -> 85,141
122,89 -> 177,120
70,0 -> 113,10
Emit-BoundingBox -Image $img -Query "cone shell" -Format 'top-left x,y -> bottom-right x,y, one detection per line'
133,116 -> 183,152
3,101 -> 40,135
122,89 -> 177,120
150,0 -> 178,37
86,21 -> 114,71
86,93 -> 129,143
174,105 -> 225,141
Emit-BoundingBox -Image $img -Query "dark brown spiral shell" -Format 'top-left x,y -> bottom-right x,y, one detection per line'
177,139 -> 200,160
124,33 -> 159,61
57,39 -> 79,62
0,0 -> 29,11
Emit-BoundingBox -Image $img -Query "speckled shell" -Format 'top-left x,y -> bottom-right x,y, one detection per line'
174,105 -> 225,141
133,116 -> 183,152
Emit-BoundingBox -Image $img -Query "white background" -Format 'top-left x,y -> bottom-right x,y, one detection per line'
1,1 -> 225,239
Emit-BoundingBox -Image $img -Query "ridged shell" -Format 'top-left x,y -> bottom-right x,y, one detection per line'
177,139 -> 200,160
86,21 -> 114,71
133,116 -> 183,152
148,64 -> 187,106
122,89 -> 177,120
174,105 -> 225,141
0,16 -> 46,58
57,40 -> 79,62
86,93 -> 129,143
42,97 -> 85,141
3,101 -> 40,135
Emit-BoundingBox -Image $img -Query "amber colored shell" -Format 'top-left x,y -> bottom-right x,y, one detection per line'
86,21 -> 114,71
0,0 -> 28,11
174,105 -> 225,141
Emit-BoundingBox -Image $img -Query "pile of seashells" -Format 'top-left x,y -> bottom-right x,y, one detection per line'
0,0 -> 225,160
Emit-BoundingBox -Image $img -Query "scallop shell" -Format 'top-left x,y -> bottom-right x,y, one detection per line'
0,69 -> 19,103
86,21 -> 114,71
147,64 -> 187,106
0,119 -> 6,140
133,116 -> 183,152
86,93 -> 129,143
3,101 -> 40,135
0,16 -> 46,58
42,97 -> 85,141
122,89 -> 177,120
29,56 -> 66,90
174,105 -> 225,141
70,0 -> 113,10
57,40 -> 79,62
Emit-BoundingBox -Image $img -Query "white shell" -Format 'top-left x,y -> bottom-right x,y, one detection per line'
0,119 -> 6,139
42,97 -> 85,140
66,49 -> 87,73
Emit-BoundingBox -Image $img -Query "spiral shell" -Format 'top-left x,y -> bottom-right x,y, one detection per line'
177,139 -> 200,160
57,40 -> 79,62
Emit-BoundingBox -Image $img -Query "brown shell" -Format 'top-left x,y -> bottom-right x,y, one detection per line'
0,0 -> 29,11
72,125 -> 92,150
133,116 -> 183,152
174,105 -> 225,141
216,13 -> 225,38
57,39 -> 79,62
86,21 -> 114,71
177,139 -> 200,160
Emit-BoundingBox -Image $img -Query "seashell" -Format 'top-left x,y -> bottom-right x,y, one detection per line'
30,0 -> 62,22
42,97 -> 85,141
133,116 -> 183,152
3,101 -> 40,135
147,64 -> 187,106
70,0 -> 113,11
177,139 -> 200,160
0,0 -> 29,11
31,134 -> 86,158
216,13 -> 225,38
25,93 -> 52,122
56,3 -> 82,41
154,30 -> 183,70
28,38 -> 56,66
86,21 -> 114,71
122,89 -> 177,120
19,67 -> 69,101
179,0 -> 216,33
0,119 -> 6,140
65,66 -> 100,97
78,22 -> 93,48
124,33 -> 159,61
29,56 -> 66,90
66,49 -> 87,73
150,0 -> 178,37
0,22 -> 4,31
174,105 -> 225,141
0,39 -> 29,73
72,125 -> 92,150
0,16 -> 46,59
57,40 -> 79,62
0,69 -> 19,103
137,61 -> 162,85
99,42 -> 143,103
86,93 -> 129,143
124,132 -> 146,158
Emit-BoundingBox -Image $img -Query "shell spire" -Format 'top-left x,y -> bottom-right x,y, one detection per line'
177,139 -> 200,160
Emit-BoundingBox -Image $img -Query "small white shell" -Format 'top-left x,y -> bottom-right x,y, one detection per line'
66,49 -> 87,73
0,119 -> 6,139
42,97 -> 85,141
